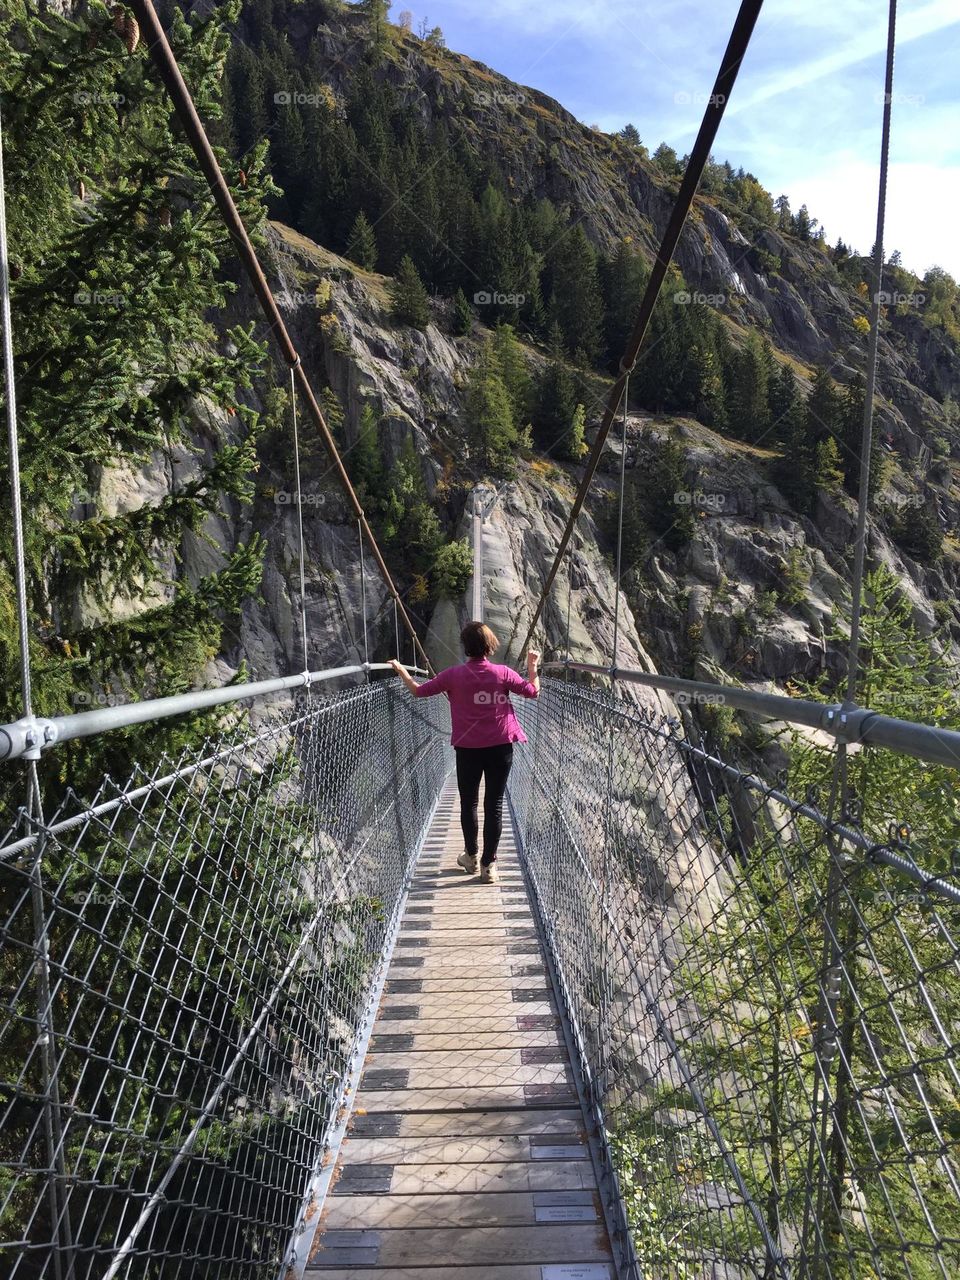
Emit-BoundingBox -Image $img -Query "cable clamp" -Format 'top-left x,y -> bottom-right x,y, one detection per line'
0,715 -> 58,762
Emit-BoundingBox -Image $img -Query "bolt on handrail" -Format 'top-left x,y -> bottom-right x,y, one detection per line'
546,660 -> 960,771
0,663 -> 427,763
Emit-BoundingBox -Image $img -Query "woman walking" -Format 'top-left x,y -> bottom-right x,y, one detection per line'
390,622 -> 540,883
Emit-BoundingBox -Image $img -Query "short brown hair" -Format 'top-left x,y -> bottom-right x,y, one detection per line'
461,621 -> 499,659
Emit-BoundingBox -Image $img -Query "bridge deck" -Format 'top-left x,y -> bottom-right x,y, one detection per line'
306,776 -> 616,1279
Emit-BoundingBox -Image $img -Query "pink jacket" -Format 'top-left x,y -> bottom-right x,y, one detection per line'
414,657 -> 538,748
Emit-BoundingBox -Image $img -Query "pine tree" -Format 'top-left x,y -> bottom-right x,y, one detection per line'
390,253 -> 430,328
350,402 -> 385,501
546,224 -> 604,364
602,239 -> 649,371
463,337 -> 519,474
568,403 -> 587,459
769,362 -> 801,438
492,323 -> 532,425
534,329 -> 578,455
452,286 -> 474,336
0,0 -> 273,805
346,209 -> 378,270
815,436 -> 844,492
839,373 -> 886,500
727,331 -> 771,441
894,502 -> 943,563
805,364 -> 842,448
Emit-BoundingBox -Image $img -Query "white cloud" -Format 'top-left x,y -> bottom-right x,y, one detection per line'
782,159 -> 960,276
726,0 -> 960,117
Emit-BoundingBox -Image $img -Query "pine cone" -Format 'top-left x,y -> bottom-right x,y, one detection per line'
123,15 -> 140,54
112,6 -> 140,54
158,205 -> 173,229
238,169 -> 248,189
76,177 -> 86,202
9,261 -> 22,281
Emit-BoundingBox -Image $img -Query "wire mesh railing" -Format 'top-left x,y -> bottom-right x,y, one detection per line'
511,675 -> 960,1280
0,677 -> 449,1280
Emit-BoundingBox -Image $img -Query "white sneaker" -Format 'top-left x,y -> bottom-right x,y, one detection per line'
479,861 -> 498,884
457,852 -> 478,875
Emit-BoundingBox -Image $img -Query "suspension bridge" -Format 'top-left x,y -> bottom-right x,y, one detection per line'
2,1 -> 959,1278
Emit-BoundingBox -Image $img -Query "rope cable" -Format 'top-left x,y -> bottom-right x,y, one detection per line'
127,0 -> 433,675
358,518 -> 370,669
0,100 -> 32,719
518,0 -> 765,659
288,367 -> 310,677
801,7 -> 899,1267
845,0 -> 898,704
610,373 -> 630,671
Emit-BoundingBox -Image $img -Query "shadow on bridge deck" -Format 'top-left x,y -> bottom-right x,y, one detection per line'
306,776 -> 616,1279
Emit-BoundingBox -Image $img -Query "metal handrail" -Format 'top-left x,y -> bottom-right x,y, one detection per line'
0,663 -> 426,763
546,660 -> 960,771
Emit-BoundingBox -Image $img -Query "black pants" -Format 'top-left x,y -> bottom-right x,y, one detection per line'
455,743 -> 514,865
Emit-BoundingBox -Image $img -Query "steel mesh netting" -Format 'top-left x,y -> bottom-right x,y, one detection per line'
512,676 -> 960,1280
0,679 -> 449,1280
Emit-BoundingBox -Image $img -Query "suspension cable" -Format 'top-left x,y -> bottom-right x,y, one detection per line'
0,100 -> 32,720
519,0 -> 765,658
358,518 -> 370,669
288,367 -> 310,677
610,374 -> 629,669
845,0 -> 897,703
128,0 -> 433,675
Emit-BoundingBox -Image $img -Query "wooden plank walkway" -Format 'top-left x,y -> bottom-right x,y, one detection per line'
307,775 -> 616,1280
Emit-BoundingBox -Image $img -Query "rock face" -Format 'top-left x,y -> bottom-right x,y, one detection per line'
104,214 -> 954,727
71,3 -> 960,710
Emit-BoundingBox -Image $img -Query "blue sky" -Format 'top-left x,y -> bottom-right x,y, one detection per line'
402,0 -> 960,277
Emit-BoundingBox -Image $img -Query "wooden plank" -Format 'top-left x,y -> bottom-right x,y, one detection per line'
338,1135 -> 587,1165
361,1063 -> 572,1090
320,1189 -> 601,1229
346,1109 -> 584,1140
378,977 -> 552,998
371,1031 -> 565,1052
307,1268 -> 612,1280
364,1048 -> 563,1072
368,1159 -> 598,1196
352,1084 -> 576,1112
375,1021 -> 558,1039
308,1222 -> 611,1268
378,996 -> 555,1017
